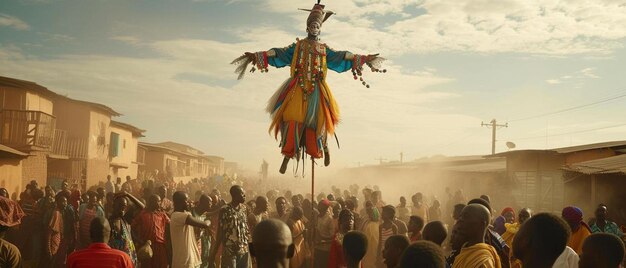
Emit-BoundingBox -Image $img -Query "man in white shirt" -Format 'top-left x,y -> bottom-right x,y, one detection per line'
167,191 -> 211,268
105,175 -> 115,194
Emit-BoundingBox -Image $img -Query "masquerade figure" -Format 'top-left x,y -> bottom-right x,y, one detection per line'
233,2 -> 386,173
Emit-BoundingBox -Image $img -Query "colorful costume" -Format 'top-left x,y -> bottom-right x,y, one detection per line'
232,3 -> 384,170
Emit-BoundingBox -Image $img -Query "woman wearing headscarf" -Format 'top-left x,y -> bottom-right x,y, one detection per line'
562,206 -> 591,254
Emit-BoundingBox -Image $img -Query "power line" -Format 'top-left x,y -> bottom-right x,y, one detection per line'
507,122 -> 626,141
509,91 -> 626,122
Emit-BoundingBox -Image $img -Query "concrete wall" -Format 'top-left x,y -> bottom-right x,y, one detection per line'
0,88 -> 26,110
54,99 -> 90,138
109,125 -> 139,180
85,111 -> 111,188
25,92 -> 54,115
0,157 -> 23,199
21,151 -> 48,188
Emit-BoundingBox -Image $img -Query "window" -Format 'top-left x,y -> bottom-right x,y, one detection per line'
109,132 -> 120,157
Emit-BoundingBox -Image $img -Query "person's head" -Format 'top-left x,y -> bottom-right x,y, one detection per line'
422,221 -> 447,246
291,195 -> 301,208
125,175 -> 131,182
318,199 -> 331,215
561,206 -> 583,231
173,191 -> 189,211
55,194 -> 68,210
116,177 -> 122,184
399,196 -> 406,206
86,191 -> 98,206
147,194 -> 161,211
44,186 -> 54,197
501,207 -> 515,223
90,217 -> 111,244
512,213 -> 571,268
113,195 -> 128,214
0,188 -> 8,198
345,199 -> 356,211
229,185 -> 245,205
408,215 -> 425,233
29,180 -> 38,189
327,193 -> 335,201
479,194 -> 491,204
249,219 -> 294,268
197,194 -> 212,212
382,235 -> 410,268
594,204 -> 608,222
275,197 -> 287,215
107,175 -> 111,181
256,196 -> 269,212
157,186 -> 167,199
290,206 -> 303,221
518,208 -> 532,224
338,209 -> 355,232
61,180 -> 69,191
431,199 -> 440,208
307,21 -> 321,37
579,233 -> 625,268
382,205 -> 395,221
455,203 -> 491,245
398,240 -> 445,268
452,204 -> 466,221
413,192 -> 423,204
96,187 -> 105,198
467,198 -> 492,215
343,231 -> 368,265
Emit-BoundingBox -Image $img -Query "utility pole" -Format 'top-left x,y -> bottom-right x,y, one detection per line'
481,119 -> 508,155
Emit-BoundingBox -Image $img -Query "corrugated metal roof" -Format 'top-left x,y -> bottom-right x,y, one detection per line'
0,76 -> 57,97
490,140 -> 626,157
562,154 -> 626,175
443,159 -> 507,173
0,144 -> 28,157
110,120 -> 145,137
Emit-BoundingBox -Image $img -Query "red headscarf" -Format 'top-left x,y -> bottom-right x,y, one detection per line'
501,207 -> 516,222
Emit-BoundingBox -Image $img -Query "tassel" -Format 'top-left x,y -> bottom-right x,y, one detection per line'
231,54 -> 253,80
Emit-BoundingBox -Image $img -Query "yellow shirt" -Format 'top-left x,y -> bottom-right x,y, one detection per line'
567,226 -> 591,255
452,243 -> 502,268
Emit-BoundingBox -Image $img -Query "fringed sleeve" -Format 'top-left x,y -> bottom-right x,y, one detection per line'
268,42 -> 296,68
326,47 -> 353,73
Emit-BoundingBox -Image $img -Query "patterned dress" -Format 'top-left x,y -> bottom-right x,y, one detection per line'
108,217 -> 137,266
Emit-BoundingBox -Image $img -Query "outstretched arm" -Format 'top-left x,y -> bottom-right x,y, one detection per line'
232,42 -> 296,80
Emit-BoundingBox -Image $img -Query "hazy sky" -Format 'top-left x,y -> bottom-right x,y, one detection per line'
1,0 -> 626,175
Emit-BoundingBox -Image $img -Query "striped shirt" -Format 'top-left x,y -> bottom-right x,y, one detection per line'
67,243 -> 134,268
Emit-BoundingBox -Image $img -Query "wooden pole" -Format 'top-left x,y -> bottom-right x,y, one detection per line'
310,158 -> 315,268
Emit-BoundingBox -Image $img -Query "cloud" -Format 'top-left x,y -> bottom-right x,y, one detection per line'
264,0 -> 626,56
546,67 -> 601,84
111,35 -> 142,46
0,13 -> 30,30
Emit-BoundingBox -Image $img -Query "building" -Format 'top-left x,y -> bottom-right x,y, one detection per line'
109,120 -> 145,180
0,76 -> 58,193
0,76 -> 145,192
562,153 -> 626,224
139,141 -> 215,183
491,140 -> 626,214
47,96 -> 122,190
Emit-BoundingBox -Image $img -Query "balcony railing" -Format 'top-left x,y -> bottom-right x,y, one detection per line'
0,109 -> 55,150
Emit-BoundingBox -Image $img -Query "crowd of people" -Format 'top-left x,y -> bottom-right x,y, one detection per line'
0,175 -> 624,268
